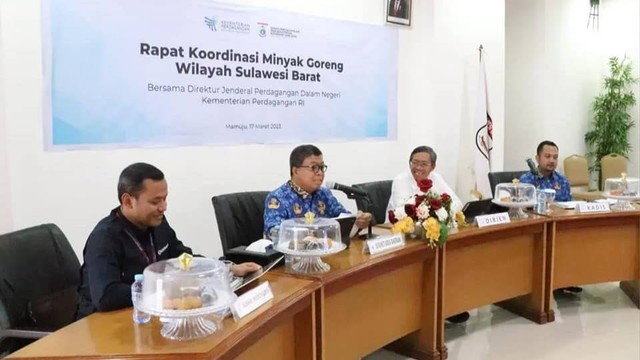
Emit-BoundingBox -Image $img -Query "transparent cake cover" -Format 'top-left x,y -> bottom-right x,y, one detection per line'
604,175 -> 640,199
493,181 -> 537,206
139,257 -> 236,316
275,216 -> 346,256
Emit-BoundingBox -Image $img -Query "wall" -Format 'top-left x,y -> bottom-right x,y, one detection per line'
0,0 -> 505,259
505,0 -> 639,183
0,3 -> 13,233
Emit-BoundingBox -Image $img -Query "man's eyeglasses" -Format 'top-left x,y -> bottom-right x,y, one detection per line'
410,160 -> 432,168
298,164 -> 328,173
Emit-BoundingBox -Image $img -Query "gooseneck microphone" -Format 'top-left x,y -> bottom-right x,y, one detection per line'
526,158 -> 541,177
325,180 -> 369,197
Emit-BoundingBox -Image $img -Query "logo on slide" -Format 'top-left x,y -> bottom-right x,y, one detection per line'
204,16 -> 218,31
257,22 -> 269,37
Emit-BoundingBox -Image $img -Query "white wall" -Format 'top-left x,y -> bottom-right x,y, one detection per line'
0,0 -> 505,259
0,2 -> 13,234
505,0 -> 640,182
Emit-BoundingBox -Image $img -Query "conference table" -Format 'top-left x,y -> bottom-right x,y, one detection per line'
272,235 -> 441,360
8,209 -> 640,360
545,206 -> 640,313
7,273 -> 319,360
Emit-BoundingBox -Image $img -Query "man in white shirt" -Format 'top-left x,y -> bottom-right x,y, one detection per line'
387,146 -> 469,324
387,146 -> 463,215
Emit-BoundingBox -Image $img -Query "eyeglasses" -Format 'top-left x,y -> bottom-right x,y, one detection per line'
298,164 -> 328,173
410,160 -> 432,168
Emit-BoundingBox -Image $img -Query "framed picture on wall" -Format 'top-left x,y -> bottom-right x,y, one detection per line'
386,0 -> 411,26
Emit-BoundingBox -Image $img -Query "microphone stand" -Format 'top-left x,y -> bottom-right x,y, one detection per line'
343,191 -> 375,239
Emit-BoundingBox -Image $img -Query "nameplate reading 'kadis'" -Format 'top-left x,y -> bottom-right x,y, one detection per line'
364,234 -> 405,255
476,212 -> 511,228
576,202 -> 610,213
231,281 -> 274,321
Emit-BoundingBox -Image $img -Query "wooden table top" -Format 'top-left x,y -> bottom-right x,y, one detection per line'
8,273 -> 318,360
544,205 -> 640,221
272,225 -> 433,288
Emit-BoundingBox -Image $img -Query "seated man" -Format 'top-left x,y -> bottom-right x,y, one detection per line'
520,141 -> 580,294
387,145 -> 463,215
77,162 -> 260,319
519,140 -> 572,201
264,144 -> 372,239
388,145 -> 468,324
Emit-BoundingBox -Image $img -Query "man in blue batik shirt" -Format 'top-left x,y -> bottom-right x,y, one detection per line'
520,140 -> 581,295
264,144 -> 372,239
520,140 -> 572,202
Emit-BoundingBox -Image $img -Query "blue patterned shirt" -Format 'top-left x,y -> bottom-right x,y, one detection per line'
264,181 -> 349,238
519,171 -> 572,201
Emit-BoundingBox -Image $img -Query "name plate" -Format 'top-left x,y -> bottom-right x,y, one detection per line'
576,202 -> 610,213
364,234 -> 405,255
476,212 -> 510,228
230,281 -> 273,321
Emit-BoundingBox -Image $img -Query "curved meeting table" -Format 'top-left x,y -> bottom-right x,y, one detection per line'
8,208 -> 640,360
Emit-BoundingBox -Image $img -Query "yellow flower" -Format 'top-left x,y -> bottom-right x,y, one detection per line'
423,217 -> 440,241
392,217 -> 415,234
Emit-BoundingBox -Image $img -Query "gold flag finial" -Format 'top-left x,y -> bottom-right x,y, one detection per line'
178,253 -> 193,271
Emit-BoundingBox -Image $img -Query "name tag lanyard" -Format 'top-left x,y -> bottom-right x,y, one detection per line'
124,229 -> 157,265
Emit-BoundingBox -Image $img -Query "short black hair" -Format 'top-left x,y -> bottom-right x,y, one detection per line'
409,146 -> 437,165
117,163 -> 165,203
536,141 -> 558,156
290,144 -> 322,175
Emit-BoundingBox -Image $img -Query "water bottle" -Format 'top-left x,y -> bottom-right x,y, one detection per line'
536,190 -> 547,214
131,274 -> 151,324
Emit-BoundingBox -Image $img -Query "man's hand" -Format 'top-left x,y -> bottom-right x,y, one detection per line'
355,211 -> 373,229
231,262 -> 262,277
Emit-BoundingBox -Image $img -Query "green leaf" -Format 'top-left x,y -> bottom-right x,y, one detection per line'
438,222 -> 449,246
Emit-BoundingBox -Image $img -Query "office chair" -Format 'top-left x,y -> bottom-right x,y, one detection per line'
600,153 -> 628,186
211,191 -> 270,255
352,180 -> 393,225
564,154 -> 603,200
0,224 -> 80,356
488,171 -> 528,197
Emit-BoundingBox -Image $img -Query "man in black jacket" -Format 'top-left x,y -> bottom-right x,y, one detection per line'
77,162 -> 259,319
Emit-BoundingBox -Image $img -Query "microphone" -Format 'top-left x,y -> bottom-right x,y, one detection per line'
325,180 -> 369,197
526,158 -> 541,177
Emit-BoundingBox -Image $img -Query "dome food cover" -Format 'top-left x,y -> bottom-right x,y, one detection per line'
136,254 -> 236,340
492,180 -> 537,218
604,173 -> 640,211
275,213 -> 346,273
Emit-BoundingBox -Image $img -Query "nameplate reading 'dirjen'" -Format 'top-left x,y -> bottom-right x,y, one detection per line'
476,212 -> 510,228
365,234 -> 405,255
231,281 -> 273,321
576,202 -> 610,213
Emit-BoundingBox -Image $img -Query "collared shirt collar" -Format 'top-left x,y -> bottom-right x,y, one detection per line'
288,180 -> 312,199
114,207 -> 152,241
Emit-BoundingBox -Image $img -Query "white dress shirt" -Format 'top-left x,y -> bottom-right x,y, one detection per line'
386,171 -> 463,219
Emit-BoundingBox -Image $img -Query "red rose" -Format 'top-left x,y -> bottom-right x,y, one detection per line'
429,198 -> 442,210
441,193 -> 451,204
417,179 -> 433,193
415,195 -> 427,206
404,204 -> 417,218
388,210 -> 398,224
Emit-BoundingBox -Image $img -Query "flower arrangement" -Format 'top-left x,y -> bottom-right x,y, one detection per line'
388,179 -> 466,247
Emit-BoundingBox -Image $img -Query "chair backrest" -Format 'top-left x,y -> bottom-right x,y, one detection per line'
564,154 -> 590,187
212,191 -> 269,254
601,153 -> 628,184
0,224 -> 80,354
488,171 -> 528,197
352,180 -> 393,225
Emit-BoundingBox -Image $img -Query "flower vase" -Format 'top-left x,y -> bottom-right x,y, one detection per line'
408,221 -> 424,240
